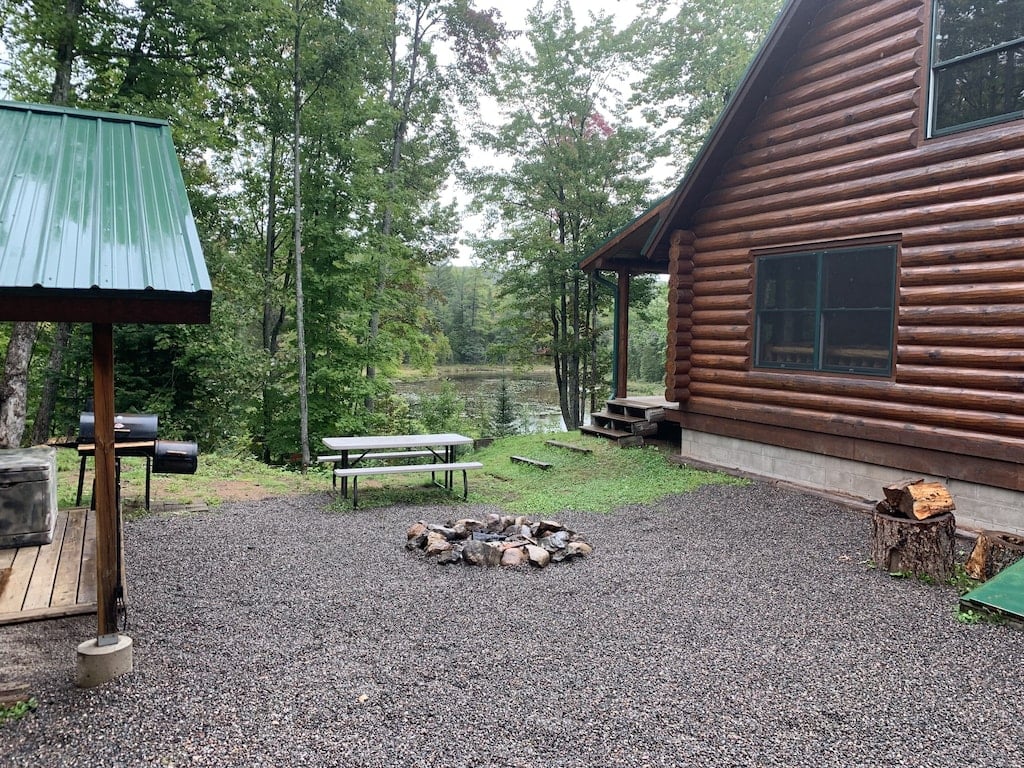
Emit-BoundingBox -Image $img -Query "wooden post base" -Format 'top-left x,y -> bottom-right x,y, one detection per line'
871,510 -> 955,582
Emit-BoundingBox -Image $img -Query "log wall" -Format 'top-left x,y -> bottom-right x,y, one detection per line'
666,0 -> 1024,486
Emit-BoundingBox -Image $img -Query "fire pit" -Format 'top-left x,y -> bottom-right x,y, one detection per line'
406,513 -> 592,567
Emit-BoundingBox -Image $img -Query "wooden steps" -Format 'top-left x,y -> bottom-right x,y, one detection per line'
583,397 -> 669,445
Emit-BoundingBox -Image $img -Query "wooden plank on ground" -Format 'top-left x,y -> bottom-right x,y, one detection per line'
0,602 -> 95,627
0,546 -> 38,613
544,440 -> 593,454
51,508 -> 86,607
78,508 -> 97,605
510,455 -> 553,470
21,510 -> 68,611
0,547 -> 15,570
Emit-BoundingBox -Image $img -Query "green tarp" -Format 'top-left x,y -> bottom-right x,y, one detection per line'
961,557 -> 1024,619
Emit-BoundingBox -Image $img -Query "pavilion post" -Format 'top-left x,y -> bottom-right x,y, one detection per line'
615,271 -> 630,400
91,323 -> 120,640
76,322 -> 133,687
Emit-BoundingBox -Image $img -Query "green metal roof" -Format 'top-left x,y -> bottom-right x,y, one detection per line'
0,101 -> 211,324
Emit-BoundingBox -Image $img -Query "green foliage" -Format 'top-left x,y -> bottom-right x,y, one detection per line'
628,284 -> 669,383
0,697 -> 38,726
627,0 -> 784,173
491,377 -> 519,437
414,381 -> 468,434
467,1 -> 659,429
948,563 -> 981,595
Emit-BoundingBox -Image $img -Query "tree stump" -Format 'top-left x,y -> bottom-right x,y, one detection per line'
964,531 -> 1024,581
871,510 -> 955,581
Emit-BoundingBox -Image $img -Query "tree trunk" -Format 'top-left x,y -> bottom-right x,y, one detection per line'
871,509 -> 955,582
32,322 -> 74,445
50,0 -> 84,105
366,3 -> 423,411
261,132 -> 284,464
0,322 -> 39,448
292,0 -> 310,471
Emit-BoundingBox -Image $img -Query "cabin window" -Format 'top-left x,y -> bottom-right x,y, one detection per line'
930,0 -> 1024,135
755,244 -> 897,375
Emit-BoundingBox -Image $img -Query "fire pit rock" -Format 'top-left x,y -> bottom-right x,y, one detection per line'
406,514 -> 592,568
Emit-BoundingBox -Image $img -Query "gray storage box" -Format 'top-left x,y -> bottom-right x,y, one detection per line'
0,446 -> 58,548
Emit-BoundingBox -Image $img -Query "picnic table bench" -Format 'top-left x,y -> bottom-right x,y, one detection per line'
320,433 -> 481,508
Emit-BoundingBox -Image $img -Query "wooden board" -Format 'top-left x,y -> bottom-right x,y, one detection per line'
544,440 -> 593,454
510,455 -> 553,470
79,507 -> 97,605
0,546 -> 39,614
22,509 -> 68,611
51,507 -> 87,607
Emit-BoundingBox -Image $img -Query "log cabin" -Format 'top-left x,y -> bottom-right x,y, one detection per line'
581,0 -> 1024,534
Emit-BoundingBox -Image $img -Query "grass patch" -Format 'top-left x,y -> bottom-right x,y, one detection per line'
328,433 -> 741,514
56,450 -> 323,512
55,434 -> 740,516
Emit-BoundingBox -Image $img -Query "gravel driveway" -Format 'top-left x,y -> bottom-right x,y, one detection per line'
3,482 -> 1023,767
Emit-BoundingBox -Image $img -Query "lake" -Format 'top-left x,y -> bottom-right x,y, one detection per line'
396,367 -> 567,433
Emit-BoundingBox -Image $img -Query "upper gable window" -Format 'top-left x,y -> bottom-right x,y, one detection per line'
931,0 -> 1024,135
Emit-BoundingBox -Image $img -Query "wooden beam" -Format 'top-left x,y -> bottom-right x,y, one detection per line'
616,271 -> 629,400
92,323 -> 119,639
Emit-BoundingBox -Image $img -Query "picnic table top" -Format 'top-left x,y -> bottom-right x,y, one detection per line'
321,433 -> 473,452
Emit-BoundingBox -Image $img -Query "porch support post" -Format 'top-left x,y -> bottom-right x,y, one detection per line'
616,271 -> 629,400
92,322 -> 119,639
77,322 -> 133,687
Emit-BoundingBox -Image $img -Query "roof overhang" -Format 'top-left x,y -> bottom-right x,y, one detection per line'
579,196 -> 672,274
0,288 -> 211,324
0,101 -> 212,325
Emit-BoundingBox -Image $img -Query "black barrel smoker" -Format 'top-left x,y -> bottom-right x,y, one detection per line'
77,413 -> 198,509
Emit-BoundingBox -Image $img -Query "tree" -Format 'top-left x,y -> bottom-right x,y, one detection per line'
363,0 -> 507,410
468,0 -> 657,429
627,0 -> 783,174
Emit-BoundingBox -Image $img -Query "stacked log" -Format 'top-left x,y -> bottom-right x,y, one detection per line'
871,479 -> 955,581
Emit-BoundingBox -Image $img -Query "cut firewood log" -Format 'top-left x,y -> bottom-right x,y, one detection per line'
964,531 -> 1024,582
883,478 -> 924,508
882,479 -> 955,520
871,509 -> 955,581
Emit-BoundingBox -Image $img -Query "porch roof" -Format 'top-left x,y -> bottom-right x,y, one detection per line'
579,195 -> 672,274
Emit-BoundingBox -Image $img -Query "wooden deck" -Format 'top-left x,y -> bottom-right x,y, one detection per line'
0,502 -> 208,626
0,508 -> 97,626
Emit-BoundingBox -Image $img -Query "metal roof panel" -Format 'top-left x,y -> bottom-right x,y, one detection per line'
0,101 -> 211,323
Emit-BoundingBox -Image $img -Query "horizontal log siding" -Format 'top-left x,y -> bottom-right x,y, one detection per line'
674,0 -> 1024,475
665,230 -> 694,402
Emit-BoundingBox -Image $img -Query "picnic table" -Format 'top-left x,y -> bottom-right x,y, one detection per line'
319,433 -> 481,507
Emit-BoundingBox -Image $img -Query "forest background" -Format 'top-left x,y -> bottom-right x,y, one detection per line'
0,0 -> 779,464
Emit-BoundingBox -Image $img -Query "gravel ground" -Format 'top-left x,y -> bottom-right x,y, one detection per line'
3,482 -> 1023,767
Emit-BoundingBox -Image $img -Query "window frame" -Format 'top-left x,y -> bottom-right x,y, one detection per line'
753,243 -> 898,377
929,0 -> 1024,137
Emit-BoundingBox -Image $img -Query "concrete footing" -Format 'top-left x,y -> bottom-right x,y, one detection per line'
76,634 -> 133,688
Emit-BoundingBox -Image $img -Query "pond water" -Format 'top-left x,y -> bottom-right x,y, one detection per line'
396,368 -> 567,433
